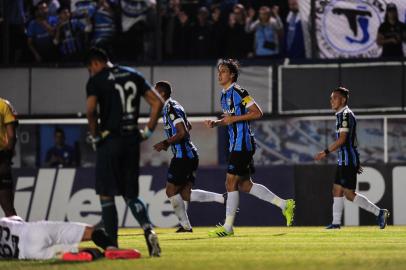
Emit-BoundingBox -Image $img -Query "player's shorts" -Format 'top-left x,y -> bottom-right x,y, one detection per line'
227,151 -> 255,176
167,157 -> 199,186
0,151 -> 13,190
20,221 -> 87,259
334,165 -> 357,190
95,134 -> 140,198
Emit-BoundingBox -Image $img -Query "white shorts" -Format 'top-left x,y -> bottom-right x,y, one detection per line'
19,221 -> 87,260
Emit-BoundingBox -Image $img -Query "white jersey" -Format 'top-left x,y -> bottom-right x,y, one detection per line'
0,216 -> 87,260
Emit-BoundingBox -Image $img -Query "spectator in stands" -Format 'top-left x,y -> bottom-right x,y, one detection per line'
162,0 -> 181,59
377,3 -> 406,58
47,0 -> 61,16
45,128 -> 76,168
4,0 -> 28,63
173,9 -> 193,60
117,0 -> 157,61
284,0 -> 305,59
225,4 -> 250,58
53,7 -> 89,61
27,1 -> 58,62
192,7 -> 213,59
71,0 -> 97,25
246,5 -> 283,59
91,0 -> 117,55
211,6 -> 226,58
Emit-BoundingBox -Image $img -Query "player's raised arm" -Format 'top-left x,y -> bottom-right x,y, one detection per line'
141,89 -> 164,140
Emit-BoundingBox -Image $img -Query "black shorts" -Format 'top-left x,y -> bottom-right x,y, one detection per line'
95,135 -> 140,198
227,151 -> 255,176
0,151 -> 13,190
334,165 -> 357,190
167,158 -> 199,186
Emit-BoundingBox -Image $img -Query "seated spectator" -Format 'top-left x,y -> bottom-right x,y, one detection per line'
91,0 -> 117,54
284,0 -> 305,59
27,1 -> 58,62
53,7 -> 89,61
192,7 -> 213,59
224,4 -> 250,58
377,3 -> 406,58
246,5 -> 283,58
45,128 -> 76,167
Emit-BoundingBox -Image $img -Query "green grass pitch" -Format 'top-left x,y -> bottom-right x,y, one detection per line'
2,226 -> 406,270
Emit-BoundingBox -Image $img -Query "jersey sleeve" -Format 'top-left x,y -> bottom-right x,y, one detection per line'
168,105 -> 184,126
2,100 -> 18,125
235,87 -> 255,108
136,73 -> 152,96
86,77 -> 98,97
339,112 -> 350,133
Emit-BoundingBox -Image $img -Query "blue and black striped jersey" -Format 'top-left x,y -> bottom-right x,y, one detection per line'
335,106 -> 360,167
220,83 -> 256,152
162,98 -> 198,159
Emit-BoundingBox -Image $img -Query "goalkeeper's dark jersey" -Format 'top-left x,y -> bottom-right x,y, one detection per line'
86,65 -> 151,135
335,106 -> 360,167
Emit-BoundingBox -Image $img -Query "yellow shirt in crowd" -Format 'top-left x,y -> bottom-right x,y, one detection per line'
0,98 -> 18,150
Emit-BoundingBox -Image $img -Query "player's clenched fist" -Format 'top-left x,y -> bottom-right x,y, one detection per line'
204,119 -> 216,128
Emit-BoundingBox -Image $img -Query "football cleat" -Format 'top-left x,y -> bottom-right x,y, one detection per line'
208,226 -> 234,238
105,249 -> 141,259
378,209 -> 390,229
282,199 -> 295,226
326,224 -> 341,229
176,227 -> 193,233
144,229 -> 161,257
62,251 -> 93,262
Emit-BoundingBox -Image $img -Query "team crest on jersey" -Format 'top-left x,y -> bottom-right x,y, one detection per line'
342,121 -> 348,127
227,99 -> 232,106
170,114 -> 175,120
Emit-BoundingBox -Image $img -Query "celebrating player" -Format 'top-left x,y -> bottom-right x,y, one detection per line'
0,215 -> 140,260
153,81 -> 226,233
315,87 -> 389,229
85,48 -> 163,256
205,59 -> 295,237
0,98 -> 18,217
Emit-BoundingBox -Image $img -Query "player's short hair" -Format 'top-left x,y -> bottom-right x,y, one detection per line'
217,59 -> 240,82
84,47 -> 109,66
333,86 -> 350,104
155,81 -> 172,98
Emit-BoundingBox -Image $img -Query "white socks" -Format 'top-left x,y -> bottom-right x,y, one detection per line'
353,193 -> 380,216
332,197 -> 344,225
169,194 -> 191,230
224,191 -> 239,232
249,183 -> 286,210
191,189 -> 224,204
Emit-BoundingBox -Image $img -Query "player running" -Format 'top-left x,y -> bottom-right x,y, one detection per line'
315,87 -> 389,229
205,59 -> 295,237
0,215 -> 140,260
153,81 -> 226,233
85,48 -> 163,256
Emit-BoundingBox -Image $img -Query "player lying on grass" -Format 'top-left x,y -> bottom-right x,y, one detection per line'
0,216 -> 140,260
153,81 -> 227,233
315,87 -> 389,229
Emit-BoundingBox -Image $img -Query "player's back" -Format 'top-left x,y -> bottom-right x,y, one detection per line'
0,216 -> 25,259
86,65 -> 151,136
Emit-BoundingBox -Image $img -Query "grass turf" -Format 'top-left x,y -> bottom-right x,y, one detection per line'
1,226 -> 406,270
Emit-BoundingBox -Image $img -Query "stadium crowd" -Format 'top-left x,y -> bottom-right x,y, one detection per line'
0,0 -> 305,63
